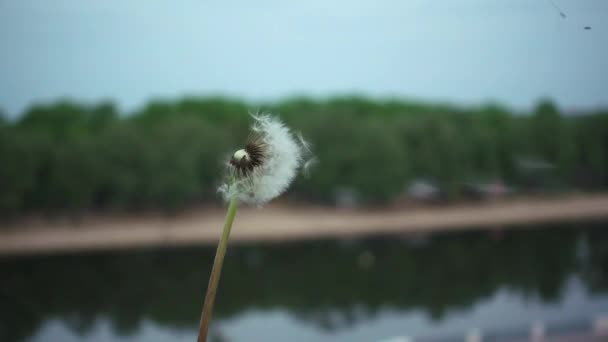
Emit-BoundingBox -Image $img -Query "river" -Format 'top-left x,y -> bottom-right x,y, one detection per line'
1,221 -> 607,342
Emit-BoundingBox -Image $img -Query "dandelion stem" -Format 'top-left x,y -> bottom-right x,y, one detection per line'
197,196 -> 239,342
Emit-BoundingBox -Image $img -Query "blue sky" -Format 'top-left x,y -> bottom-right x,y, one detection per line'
1,0 -> 606,116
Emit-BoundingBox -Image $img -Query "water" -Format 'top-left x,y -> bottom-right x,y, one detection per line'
1,222 -> 607,342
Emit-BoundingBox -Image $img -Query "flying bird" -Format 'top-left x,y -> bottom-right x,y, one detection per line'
547,0 -> 567,19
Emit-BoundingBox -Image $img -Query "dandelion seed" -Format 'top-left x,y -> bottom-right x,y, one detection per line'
302,157 -> 319,178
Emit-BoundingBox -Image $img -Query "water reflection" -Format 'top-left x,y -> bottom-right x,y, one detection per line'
1,222 -> 607,342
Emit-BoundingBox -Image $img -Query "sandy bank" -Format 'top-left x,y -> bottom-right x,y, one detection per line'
1,195 -> 608,255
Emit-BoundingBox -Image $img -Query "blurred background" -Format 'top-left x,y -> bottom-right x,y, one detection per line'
1,1 -> 608,341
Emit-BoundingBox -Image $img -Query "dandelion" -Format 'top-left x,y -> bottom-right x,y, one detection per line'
218,114 -> 306,206
197,113 -> 310,342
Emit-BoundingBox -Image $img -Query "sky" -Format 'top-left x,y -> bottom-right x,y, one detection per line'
0,0 -> 607,116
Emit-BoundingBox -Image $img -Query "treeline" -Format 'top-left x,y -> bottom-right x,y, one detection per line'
1,96 -> 607,216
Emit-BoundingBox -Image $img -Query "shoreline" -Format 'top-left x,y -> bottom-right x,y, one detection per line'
1,194 -> 608,256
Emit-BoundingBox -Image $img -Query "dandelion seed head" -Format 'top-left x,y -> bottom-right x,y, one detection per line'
219,113 -> 311,206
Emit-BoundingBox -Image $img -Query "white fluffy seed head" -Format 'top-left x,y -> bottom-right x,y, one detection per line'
218,114 -> 311,206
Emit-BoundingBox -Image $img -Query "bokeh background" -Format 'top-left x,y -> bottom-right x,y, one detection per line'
1,1 -> 608,341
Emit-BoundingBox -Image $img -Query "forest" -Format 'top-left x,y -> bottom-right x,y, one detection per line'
1,96 -> 607,216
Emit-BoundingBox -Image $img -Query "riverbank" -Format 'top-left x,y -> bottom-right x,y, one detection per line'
1,194 -> 608,255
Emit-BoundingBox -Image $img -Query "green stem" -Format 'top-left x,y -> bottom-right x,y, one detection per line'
197,196 -> 239,342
